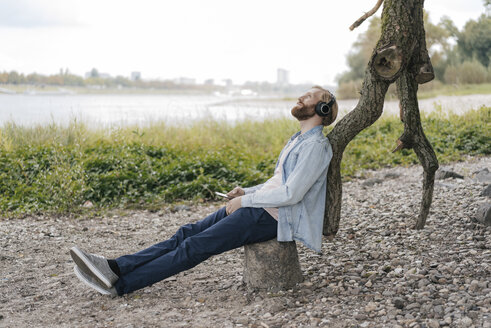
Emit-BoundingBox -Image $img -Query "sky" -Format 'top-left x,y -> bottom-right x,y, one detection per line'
0,0 -> 487,86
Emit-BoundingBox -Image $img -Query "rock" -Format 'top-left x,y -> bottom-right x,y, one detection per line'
354,313 -> 367,320
362,178 -> 384,187
435,182 -> 457,189
436,169 -> 464,180
469,280 -> 481,292
235,317 -> 249,325
384,172 -> 401,179
82,200 -> 94,208
473,168 -> 491,183
392,298 -> 405,309
457,316 -> 473,327
481,184 -> 491,197
171,205 -> 191,212
364,302 -> 377,313
406,302 -> 420,310
474,202 -> 491,226
427,319 -> 440,328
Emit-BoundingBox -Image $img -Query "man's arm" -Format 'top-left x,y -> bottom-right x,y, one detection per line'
242,183 -> 265,195
241,140 -> 332,208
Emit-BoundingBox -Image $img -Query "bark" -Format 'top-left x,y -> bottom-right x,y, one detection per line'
396,71 -> 439,229
243,240 -> 303,291
323,0 -> 438,236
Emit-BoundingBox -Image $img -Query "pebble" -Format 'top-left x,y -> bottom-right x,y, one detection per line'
1,157 -> 490,327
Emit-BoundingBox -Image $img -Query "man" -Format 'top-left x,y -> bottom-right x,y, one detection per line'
70,86 -> 338,297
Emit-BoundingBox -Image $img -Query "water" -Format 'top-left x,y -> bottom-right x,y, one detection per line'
1,93 -> 489,127
0,94 -> 294,127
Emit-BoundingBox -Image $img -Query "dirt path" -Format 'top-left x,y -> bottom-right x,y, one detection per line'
1,157 -> 490,328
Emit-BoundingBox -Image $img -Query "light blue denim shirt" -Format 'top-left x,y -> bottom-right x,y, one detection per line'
241,125 -> 333,253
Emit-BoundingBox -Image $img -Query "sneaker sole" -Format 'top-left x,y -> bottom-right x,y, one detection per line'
70,246 -> 113,288
73,265 -> 112,295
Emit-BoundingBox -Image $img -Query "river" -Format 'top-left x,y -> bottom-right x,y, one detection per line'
0,93 -> 489,127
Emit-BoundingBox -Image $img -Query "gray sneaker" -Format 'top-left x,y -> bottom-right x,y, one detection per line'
73,265 -> 118,298
70,246 -> 119,288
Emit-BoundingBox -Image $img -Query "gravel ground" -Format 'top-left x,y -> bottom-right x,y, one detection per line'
1,156 -> 490,328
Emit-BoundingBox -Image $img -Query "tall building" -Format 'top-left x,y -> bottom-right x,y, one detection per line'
277,68 -> 289,86
131,72 -> 141,81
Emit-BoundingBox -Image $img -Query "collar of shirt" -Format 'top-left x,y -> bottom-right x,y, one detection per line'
289,125 -> 324,142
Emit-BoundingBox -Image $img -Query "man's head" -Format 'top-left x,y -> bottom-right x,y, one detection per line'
291,86 -> 338,126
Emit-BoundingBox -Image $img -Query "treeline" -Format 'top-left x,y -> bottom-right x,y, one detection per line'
0,69 -> 218,91
336,3 -> 491,99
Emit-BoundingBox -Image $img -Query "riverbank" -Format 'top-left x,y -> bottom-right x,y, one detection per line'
1,106 -> 489,217
0,156 -> 489,327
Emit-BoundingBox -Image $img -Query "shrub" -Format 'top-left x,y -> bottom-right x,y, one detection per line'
0,106 -> 489,216
444,60 -> 488,84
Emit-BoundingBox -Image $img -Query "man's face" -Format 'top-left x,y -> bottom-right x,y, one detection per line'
291,89 -> 322,121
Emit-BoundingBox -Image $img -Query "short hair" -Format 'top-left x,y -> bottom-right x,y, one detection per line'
312,85 -> 338,126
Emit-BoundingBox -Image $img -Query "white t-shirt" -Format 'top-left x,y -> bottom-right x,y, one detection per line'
258,136 -> 299,220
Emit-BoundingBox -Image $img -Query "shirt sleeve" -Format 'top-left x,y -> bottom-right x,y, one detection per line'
243,183 -> 265,195
241,140 -> 332,208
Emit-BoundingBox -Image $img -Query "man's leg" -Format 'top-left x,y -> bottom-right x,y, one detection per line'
114,207 -> 277,295
115,207 -> 228,275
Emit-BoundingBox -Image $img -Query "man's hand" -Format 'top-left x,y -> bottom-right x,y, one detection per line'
226,196 -> 242,215
227,186 -> 245,199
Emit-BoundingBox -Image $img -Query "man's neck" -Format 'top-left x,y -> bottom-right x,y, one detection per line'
299,118 -> 322,134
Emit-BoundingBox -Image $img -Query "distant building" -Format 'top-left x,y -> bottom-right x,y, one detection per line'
276,68 -> 289,86
131,72 -> 141,81
84,69 -> 111,79
204,78 -> 214,85
175,77 -> 196,85
222,79 -> 233,87
99,73 -> 111,79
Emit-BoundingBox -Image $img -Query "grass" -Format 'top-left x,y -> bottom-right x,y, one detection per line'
417,83 -> 491,99
0,105 -> 489,217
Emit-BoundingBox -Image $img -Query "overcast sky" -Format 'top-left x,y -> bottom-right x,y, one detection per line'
0,0 -> 487,85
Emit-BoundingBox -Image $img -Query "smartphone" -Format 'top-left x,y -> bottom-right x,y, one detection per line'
215,191 -> 231,199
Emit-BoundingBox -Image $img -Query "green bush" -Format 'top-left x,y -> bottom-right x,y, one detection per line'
0,106 -> 489,216
444,60 -> 489,84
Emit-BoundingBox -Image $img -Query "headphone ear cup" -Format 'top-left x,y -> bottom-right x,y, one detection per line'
315,101 -> 331,117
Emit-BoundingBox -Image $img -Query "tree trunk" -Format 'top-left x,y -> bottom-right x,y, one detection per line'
323,0 -> 438,236
243,240 -> 303,291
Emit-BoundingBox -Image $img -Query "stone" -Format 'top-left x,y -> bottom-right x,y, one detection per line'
354,313 -> 368,320
362,178 -> 384,187
364,302 -> 377,313
469,280 -> 480,292
427,319 -> 440,328
82,200 -> 94,208
436,169 -> 464,180
393,298 -> 405,309
171,205 -> 191,212
457,317 -> 473,327
473,168 -> 491,183
480,184 -> 491,197
384,172 -> 401,179
475,202 -> 491,226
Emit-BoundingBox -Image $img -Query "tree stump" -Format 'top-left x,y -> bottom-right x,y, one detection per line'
243,239 -> 303,291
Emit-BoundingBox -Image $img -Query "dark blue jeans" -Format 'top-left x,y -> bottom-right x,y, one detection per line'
114,207 -> 277,295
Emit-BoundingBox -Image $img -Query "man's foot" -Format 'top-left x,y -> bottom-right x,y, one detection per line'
73,265 -> 118,298
70,246 -> 119,288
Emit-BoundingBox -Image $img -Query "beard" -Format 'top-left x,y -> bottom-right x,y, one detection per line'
291,102 -> 316,121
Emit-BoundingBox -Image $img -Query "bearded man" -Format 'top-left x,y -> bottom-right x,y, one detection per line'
70,86 -> 338,297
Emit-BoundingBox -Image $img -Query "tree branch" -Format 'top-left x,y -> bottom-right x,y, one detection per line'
349,0 -> 384,31
396,71 -> 439,229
